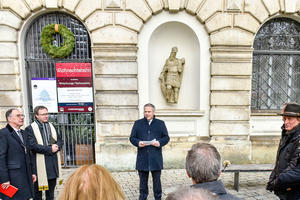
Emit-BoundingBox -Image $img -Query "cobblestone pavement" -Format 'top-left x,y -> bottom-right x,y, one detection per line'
111,169 -> 279,200
55,168 -> 279,200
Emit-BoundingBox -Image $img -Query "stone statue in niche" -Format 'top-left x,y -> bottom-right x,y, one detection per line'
159,47 -> 185,103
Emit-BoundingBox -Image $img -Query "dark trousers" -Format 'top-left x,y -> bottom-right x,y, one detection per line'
34,178 -> 56,200
138,170 -> 162,200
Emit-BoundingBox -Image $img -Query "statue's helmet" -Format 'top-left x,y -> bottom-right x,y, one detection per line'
171,47 -> 178,52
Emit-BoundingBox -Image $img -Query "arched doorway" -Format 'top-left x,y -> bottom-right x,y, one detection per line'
24,12 -> 94,167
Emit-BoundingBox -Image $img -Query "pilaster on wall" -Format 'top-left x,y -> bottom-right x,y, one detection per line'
93,44 -> 139,170
210,46 -> 253,163
93,44 -> 139,139
0,9 -> 23,128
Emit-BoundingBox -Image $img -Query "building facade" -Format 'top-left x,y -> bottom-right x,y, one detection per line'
0,0 -> 299,170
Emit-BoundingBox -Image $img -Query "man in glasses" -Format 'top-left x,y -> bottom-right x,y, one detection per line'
25,106 -> 63,200
0,108 -> 35,200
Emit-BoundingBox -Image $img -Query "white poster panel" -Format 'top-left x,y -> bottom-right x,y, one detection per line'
31,78 -> 58,112
57,87 -> 93,103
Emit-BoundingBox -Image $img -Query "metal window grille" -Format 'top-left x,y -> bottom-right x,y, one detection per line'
24,12 -> 95,167
252,18 -> 300,110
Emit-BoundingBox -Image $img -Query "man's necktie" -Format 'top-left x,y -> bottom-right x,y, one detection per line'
17,130 -> 24,143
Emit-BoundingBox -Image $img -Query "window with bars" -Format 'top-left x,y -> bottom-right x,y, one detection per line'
251,18 -> 300,111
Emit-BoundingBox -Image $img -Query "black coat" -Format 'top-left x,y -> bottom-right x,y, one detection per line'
192,180 -> 240,200
130,117 -> 169,171
25,123 -> 63,180
0,124 -> 34,200
277,165 -> 300,200
268,124 -> 300,200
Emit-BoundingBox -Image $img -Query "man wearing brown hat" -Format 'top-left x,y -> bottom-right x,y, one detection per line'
267,103 -> 300,200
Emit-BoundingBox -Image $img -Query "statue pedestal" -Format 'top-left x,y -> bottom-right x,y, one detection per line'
156,109 -> 205,117
155,109 -> 208,137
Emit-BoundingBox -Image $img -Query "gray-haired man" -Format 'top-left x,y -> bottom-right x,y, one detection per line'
0,108 -> 35,200
130,103 -> 170,200
186,143 -> 240,200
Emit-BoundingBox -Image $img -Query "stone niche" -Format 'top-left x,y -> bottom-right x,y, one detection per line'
137,12 -> 211,168
149,21 -> 200,110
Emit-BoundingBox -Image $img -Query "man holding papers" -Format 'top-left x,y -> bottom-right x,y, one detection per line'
130,103 -> 170,200
0,108 -> 35,200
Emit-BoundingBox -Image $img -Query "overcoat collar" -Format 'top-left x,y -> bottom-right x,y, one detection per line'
6,123 -> 26,146
143,116 -> 156,124
279,124 -> 300,153
193,180 -> 228,195
289,124 -> 300,140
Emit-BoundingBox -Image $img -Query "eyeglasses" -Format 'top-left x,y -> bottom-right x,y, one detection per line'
38,113 -> 49,116
10,114 -> 25,118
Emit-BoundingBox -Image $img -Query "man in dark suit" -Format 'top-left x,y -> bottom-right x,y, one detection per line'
25,106 -> 62,200
130,103 -> 170,200
0,108 -> 35,200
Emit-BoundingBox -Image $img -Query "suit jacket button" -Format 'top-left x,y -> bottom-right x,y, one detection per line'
148,131 -> 150,133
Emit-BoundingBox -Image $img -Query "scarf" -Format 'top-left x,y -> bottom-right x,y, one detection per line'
32,121 -> 63,191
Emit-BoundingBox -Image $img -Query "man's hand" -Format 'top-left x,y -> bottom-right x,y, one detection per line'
51,144 -> 59,153
266,180 -> 274,191
139,141 -> 146,148
1,181 -> 10,189
32,174 -> 37,183
152,141 -> 160,147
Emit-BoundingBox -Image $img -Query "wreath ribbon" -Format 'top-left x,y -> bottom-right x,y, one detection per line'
54,24 -> 59,33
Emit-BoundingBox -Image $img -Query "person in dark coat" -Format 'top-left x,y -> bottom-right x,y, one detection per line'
25,106 -> 63,200
0,108 -> 35,200
266,103 -> 300,200
130,103 -> 170,200
186,143 -> 240,200
166,186 -> 219,200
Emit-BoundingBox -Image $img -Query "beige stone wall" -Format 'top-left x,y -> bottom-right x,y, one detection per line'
0,0 -> 299,169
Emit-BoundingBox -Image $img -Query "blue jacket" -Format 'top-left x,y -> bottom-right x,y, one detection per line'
193,180 -> 240,200
130,117 -> 169,171
277,165 -> 300,200
0,124 -> 34,200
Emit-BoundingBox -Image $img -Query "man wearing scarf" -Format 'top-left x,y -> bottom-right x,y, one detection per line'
25,106 -> 63,200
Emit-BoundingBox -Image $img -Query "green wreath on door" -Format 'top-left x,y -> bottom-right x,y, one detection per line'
40,24 -> 75,58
